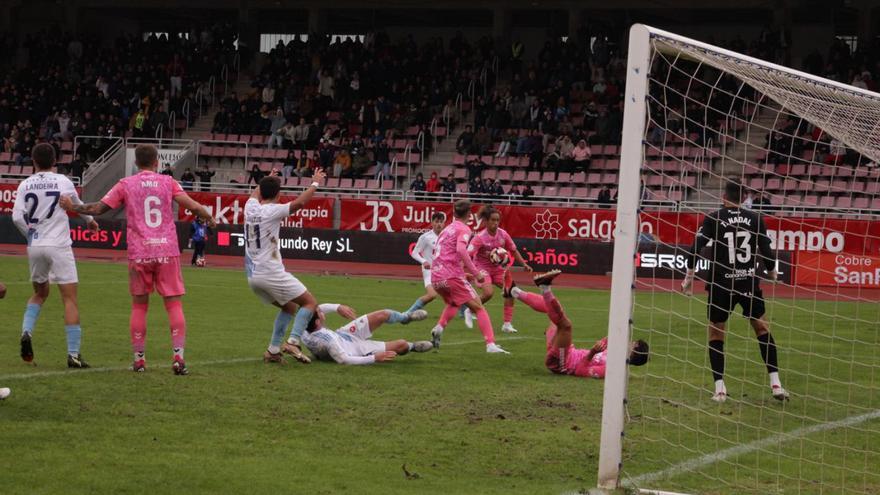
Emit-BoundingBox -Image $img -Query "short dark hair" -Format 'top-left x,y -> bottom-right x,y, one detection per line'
478,204 -> 499,221
32,143 -> 56,170
453,199 -> 471,219
628,340 -> 650,366
431,211 -> 446,222
724,179 -> 743,204
134,144 -> 158,168
259,176 -> 282,200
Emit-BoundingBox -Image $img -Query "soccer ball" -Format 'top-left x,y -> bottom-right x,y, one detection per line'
489,247 -> 510,266
195,257 -> 206,267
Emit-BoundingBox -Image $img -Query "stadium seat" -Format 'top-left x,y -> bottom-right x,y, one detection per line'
526,171 -> 540,183
354,179 -> 367,189
853,197 -> 869,209
836,197 -> 852,208
326,178 -> 340,188
512,170 -> 526,182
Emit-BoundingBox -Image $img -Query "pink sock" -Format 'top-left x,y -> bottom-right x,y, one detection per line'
438,305 -> 458,327
475,308 -> 496,344
518,292 -> 548,313
164,300 -> 187,354
130,303 -> 148,354
542,290 -> 566,326
503,302 -> 514,324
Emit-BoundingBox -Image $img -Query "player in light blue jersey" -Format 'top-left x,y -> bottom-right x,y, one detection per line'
301,303 -> 433,365
11,144 -> 97,368
403,211 -> 445,315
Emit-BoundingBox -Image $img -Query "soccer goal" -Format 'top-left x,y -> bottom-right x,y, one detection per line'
598,24 -> 880,494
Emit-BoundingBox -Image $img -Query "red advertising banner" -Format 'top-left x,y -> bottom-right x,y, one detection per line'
796,252 -> 880,288
339,199 -> 880,255
180,192 -> 334,228
0,183 -> 17,214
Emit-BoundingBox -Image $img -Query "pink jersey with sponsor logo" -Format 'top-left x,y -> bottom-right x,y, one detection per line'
470,227 -> 516,273
102,171 -> 185,260
431,219 -> 475,282
545,326 -> 607,379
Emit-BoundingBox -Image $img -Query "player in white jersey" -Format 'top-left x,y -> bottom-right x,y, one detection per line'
301,303 -> 433,365
403,212 -> 446,315
245,170 -> 326,364
11,144 -> 97,368
0,280 -> 10,400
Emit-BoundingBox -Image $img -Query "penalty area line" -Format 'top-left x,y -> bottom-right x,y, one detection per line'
625,408 -> 880,488
0,336 -> 535,381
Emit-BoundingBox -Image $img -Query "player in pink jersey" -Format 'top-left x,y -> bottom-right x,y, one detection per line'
61,144 -> 216,375
464,205 -> 532,334
429,199 -> 508,354
526,270 -> 649,378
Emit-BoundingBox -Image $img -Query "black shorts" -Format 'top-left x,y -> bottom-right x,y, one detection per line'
706,281 -> 765,323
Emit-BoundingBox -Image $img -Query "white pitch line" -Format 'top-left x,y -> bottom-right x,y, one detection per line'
626,408 -> 880,487
0,336 -> 537,381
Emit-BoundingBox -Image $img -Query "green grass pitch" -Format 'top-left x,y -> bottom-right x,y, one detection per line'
0,256 -> 877,495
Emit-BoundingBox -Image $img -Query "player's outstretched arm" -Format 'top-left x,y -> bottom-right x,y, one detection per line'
412,234 -> 429,267
317,303 -> 357,320
287,168 -> 326,214
757,215 -> 778,281
512,249 -> 533,272
682,217 -> 715,295
174,194 -> 217,228
59,196 -> 113,217
457,231 -> 483,282
328,342 -> 393,365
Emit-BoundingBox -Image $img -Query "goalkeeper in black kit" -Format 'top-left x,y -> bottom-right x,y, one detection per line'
681,179 -> 789,403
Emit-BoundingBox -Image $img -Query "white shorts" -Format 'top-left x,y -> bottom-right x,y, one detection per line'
336,316 -> 386,356
28,246 -> 78,284
248,270 -> 307,305
422,268 -> 432,288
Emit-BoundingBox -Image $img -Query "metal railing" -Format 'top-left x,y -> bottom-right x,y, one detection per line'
81,137 -> 124,185
155,123 -> 164,140
479,66 -> 488,100
181,99 -> 191,131
455,92 -> 464,122
467,79 -> 476,105
0,174 -> 81,186
221,64 -> 229,98
208,75 -> 216,108
167,110 -> 176,139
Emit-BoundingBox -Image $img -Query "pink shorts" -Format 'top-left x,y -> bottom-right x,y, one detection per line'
476,265 -> 507,288
128,257 -> 185,297
433,276 -> 478,307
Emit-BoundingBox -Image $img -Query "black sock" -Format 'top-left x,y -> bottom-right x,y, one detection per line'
709,339 -> 725,382
757,333 -> 778,374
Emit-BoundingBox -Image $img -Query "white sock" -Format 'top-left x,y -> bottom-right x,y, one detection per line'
510,286 -> 523,298
539,285 -> 551,294
714,379 -> 726,394
407,342 -> 414,352
268,345 -> 281,354
287,337 -> 299,346
173,347 -> 184,360
432,324 -> 444,333
769,372 -> 782,388
134,351 -> 145,361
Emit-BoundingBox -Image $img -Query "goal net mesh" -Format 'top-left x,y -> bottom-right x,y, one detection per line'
621,31 -> 880,494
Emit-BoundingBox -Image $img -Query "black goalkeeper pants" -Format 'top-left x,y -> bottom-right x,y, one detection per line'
191,241 -> 205,265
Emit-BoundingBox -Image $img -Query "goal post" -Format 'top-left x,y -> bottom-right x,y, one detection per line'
597,23 -> 880,494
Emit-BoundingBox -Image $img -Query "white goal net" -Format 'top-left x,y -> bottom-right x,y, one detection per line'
598,25 -> 880,495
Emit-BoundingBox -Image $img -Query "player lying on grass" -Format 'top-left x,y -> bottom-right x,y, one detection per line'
514,270 -> 649,378
12,143 -> 98,369
463,205 -> 533,333
61,144 -> 216,375
404,211 -> 446,316
244,171 -> 327,365
429,199 -> 508,354
300,304 -> 432,365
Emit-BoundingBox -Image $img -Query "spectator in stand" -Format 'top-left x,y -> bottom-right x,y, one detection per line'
161,164 -> 174,176
213,109 -> 230,133
548,135 -> 574,179
469,177 -> 484,195
527,132 -> 544,171
318,138 -> 336,170
466,158 -> 486,181
360,99 -> 378,137
292,117 -> 310,150
180,168 -> 196,191
267,109 -> 288,149
598,186 -> 612,208
335,149 -> 353,178
572,139 -> 592,173
70,153 -> 86,182
491,179 -> 505,198
251,163 -> 268,184
825,138 -> 846,165
196,165 -> 216,191
130,107 -> 148,138
426,172 -> 441,195
295,150 -> 317,178
456,125 -> 475,154
441,173 -> 457,194
521,183 -> 535,201
410,173 -> 427,199
508,183 -> 522,204
496,129 -> 518,158
474,126 -> 492,156
373,141 -> 392,180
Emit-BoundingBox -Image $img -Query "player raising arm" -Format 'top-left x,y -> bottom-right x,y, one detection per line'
681,179 -> 788,403
60,144 -> 216,375
301,303 -> 432,365
429,199 -> 508,354
465,205 -> 532,333
403,211 -> 446,315
12,143 -> 98,368
243,171 -> 328,364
